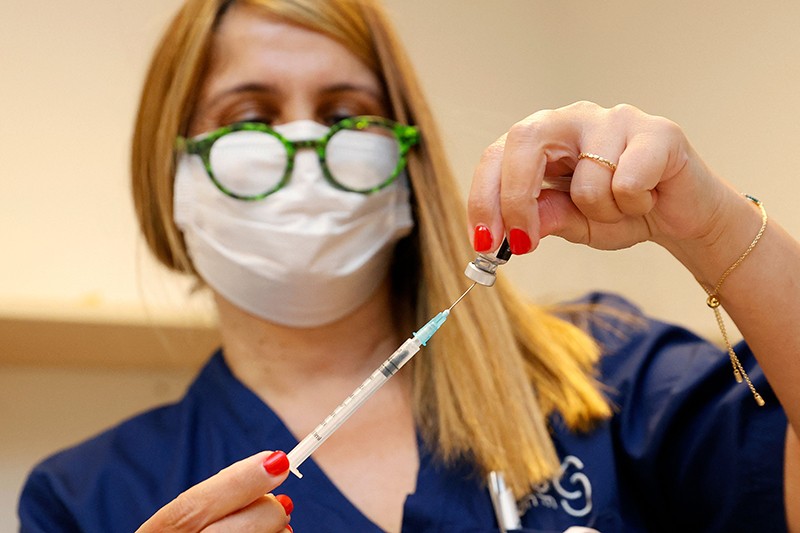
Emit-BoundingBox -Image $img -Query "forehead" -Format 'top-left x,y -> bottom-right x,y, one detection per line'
202,3 -> 381,95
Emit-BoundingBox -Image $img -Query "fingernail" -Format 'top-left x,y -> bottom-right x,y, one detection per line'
473,224 -> 493,252
508,228 -> 531,255
263,451 -> 289,476
286,525 -> 293,532
275,494 -> 294,515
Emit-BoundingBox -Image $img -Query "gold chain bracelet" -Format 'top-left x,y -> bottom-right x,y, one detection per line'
702,194 -> 768,406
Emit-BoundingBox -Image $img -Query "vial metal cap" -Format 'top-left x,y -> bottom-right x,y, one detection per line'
464,239 -> 512,287
465,260 -> 498,286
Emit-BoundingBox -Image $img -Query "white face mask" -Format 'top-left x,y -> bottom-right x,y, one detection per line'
174,120 -> 415,327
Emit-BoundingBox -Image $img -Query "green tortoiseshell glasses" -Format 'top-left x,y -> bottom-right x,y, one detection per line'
177,116 -> 420,201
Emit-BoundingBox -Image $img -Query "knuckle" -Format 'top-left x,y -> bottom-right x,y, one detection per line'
468,191 -> 491,209
506,109 -> 555,142
613,179 -> 652,216
610,102 -> 639,116
651,115 -> 683,139
611,175 -> 641,197
566,100 -> 601,113
477,139 -> 504,167
468,198 -> 494,223
469,180 -> 498,221
499,187 -> 535,209
163,491 -> 205,531
571,181 -> 605,206
507,119 -> 541,142
609,103 -> 654,128
538,194 -> 563,230
608,103 -> 646,128
572,183 -> 623,223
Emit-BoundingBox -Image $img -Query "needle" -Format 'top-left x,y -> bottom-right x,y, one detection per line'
448,282 -> 477,312
286,281 -> 478,478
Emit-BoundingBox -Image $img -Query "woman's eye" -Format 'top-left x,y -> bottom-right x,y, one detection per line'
240,117 -> 274,126
319,99 -> 384,126
323,112 -> 356,126
230,112 -> 276,126
215,101 -> 279,127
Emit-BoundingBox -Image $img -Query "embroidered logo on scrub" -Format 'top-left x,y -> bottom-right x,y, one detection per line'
519,455 -> 592,518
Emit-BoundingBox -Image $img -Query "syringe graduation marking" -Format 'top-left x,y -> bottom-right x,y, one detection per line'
286,283 -> 477,478
384,345 -> 415,375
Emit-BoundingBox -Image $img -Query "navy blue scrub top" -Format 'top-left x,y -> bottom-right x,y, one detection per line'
18,293 -> 788,532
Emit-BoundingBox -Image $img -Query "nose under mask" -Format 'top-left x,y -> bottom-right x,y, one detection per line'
173,120 -> 415,327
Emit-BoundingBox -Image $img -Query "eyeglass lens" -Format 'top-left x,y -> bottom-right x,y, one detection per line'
207,123 -> 402,198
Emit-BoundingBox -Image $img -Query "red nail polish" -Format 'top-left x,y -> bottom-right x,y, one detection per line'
275,494 -> 294,515
473,224 -> 493,252
286,525 -> 293,533
263,451 -> 289,476
508,228 -> 531,255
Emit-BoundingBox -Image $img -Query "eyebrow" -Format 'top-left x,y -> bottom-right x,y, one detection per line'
205,81 -> 384,108
318,82 -> 384,101
204,82 -> 279,108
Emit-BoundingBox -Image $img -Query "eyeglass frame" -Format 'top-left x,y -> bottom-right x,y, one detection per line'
176,115 -> 420,201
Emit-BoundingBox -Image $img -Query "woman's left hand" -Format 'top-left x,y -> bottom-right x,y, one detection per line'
467,101 -> 739,262
469,102 -> 800,532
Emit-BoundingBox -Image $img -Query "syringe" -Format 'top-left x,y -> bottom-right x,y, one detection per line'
286,283 -> 476,478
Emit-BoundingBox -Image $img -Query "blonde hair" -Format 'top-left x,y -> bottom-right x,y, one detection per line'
131,0 -> 612,497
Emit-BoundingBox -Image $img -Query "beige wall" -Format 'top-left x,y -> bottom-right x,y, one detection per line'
2,1 -> 799,528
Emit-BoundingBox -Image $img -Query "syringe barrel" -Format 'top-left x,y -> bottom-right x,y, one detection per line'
287,337 -> 421,475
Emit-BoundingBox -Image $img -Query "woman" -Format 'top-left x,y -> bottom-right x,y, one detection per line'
19,0 -> 799,531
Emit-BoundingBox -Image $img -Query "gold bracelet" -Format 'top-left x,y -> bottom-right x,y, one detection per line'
702,194 -> 768,406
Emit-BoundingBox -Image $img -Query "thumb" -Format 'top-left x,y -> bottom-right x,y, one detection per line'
137,450 -> 290,532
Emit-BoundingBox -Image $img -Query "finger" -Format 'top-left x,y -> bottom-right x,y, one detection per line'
201,494 -> 292,533
498,111 -> 577,254
138,451 -> 290,532
538,188 -> 650,249
612,119 -> 684,216
537,189 -> 590,244
572,138 -> 626,224
468,136 -> 506,253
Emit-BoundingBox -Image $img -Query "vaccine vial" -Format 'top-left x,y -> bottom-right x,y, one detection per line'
464,239 -> 512,287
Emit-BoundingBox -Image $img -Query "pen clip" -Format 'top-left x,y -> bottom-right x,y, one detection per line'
487,471 -> 522,532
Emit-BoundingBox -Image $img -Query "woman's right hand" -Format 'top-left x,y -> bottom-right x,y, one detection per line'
136,450 -> 293,532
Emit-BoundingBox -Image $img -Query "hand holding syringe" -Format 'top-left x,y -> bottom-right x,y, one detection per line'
286,282 -> 477,478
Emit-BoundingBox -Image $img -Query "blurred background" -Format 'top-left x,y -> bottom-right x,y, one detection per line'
2,0 -> 799,527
